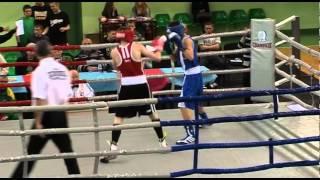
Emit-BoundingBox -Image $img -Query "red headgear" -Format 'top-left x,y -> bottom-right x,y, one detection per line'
115,28 -> 135,43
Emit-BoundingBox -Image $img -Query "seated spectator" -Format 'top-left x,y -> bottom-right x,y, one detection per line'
29,24 -> 50,43
75,38 -> 112,72
17,4 -> 35,47
191,1 -> 211,26
48,2 -> 70,45
198,22 -> 225,87
131,2 -> 151,17
237,25 -> 252,104
0,26 -> 16,44
100,2 -> 119,23
16,43 -> 38,75
0,53 -> 9,76
127,21 -> 145,41
31,2 -> 51,35
69,70 -> 95,100
0,75 -> 18,121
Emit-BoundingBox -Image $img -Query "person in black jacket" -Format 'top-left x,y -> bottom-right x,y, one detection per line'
75,38 -> 112,72
191,2 -> 211,26
0,27 -> 16,44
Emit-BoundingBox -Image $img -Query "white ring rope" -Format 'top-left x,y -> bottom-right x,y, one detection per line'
0,146 -> 170,163
276,30 -> 320,58
275,15 -> 297,29
276,49 -> 320,76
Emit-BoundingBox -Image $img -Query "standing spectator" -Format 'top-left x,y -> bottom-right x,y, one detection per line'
100,2 -> 119,23
191,2 -> 211,26
31,2 -> 51,35
17,5 -> 35,47
0,26 -> 9,33
0,27 -> 16,44
10,40 -> 80,178
131,2 -> 152,40
131,2 -> 151,17
198,22 -> 225,87
29,24 -> 50,43
48,2 -> 70,45
75,38 -> 112,72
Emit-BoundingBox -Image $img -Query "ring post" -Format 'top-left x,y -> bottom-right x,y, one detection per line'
18,113 -> 28,178
269,138 -> 274,164
193,102 -> 200,171
250,18 -> 276,102
92,108 -> 100,174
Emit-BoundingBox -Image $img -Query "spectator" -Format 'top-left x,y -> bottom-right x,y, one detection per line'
75,38 -> 112,72
17,5 -> 35,47
131,2 -> 151,17
16,43 -> 37,76
69,70 -> 94,100
0,27 -> 16,44
127,21 -> 144,41
0,55 -> 17,121
191,2 -> 211,26
237,25 -> 252,104
0,26 -> 9,33
0,53 -> 9,76
51,46 -> 63,61
0,75 -> 17,121
31,2 -> 51,35
198,22 -> 225,87
29,24 -> 50,43
15,43 -> 37,119
100,2 -> 119,23
48,2 -> 70,45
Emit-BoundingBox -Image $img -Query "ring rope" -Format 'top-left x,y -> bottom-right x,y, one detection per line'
0,48 -> 250,67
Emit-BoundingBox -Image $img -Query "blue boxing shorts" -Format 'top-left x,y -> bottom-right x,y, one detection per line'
178,73 -> 203,110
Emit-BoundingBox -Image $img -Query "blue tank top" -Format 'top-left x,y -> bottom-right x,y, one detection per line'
178,36 -> 199,71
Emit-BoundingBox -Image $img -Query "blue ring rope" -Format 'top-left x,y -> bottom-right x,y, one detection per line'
158,86 -> 319,177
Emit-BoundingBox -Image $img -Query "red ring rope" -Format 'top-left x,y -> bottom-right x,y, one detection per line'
0,45 -> 81,52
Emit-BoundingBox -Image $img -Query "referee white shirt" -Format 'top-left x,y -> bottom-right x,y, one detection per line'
31,57 -> 72,105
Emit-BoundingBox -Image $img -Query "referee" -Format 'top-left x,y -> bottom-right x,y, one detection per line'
11,40 -> 80,178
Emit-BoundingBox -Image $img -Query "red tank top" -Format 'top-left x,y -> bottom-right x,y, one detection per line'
116,42 -> 144,77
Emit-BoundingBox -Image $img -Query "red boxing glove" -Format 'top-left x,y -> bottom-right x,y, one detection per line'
151,35 -> 167,52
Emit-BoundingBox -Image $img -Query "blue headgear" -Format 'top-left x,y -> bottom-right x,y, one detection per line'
167,22 -> 185,38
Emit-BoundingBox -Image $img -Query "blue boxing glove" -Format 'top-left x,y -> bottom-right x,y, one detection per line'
167,32 -> 184,52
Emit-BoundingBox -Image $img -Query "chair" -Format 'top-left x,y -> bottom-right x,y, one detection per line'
155,14 -> 171,28
229,9 -> 249,30
173,13 -> 193,25
248,8 -> 266,19
154,14 -> 171,35
173,13 -> 200,35
211,11 -> 229,32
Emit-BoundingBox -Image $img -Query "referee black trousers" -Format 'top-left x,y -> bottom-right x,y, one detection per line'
11,112 -> 80,178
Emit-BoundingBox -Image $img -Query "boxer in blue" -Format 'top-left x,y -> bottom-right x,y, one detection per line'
166,21 -> 210,145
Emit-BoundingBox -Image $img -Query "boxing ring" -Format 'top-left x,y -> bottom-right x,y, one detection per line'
0,16 -> 319,178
